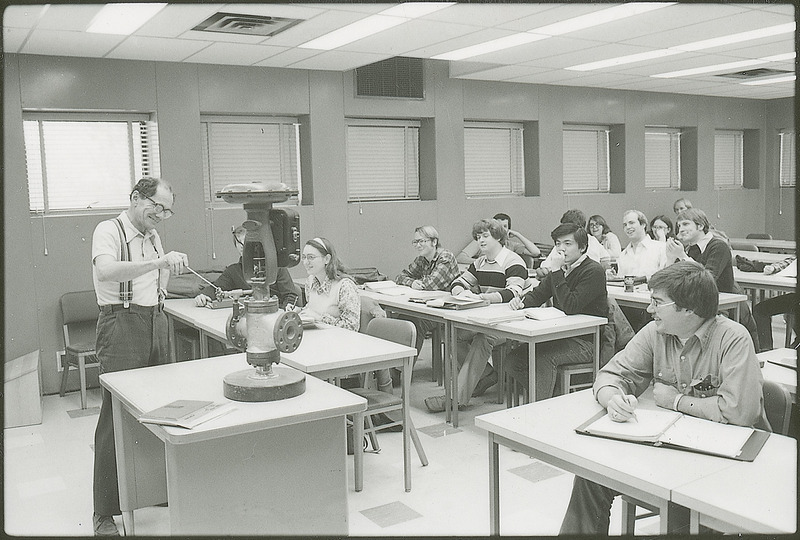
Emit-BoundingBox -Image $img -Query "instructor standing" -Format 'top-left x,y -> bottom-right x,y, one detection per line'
91,177 -> 188,535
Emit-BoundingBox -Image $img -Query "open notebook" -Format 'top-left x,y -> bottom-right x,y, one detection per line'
576,408 -> 769,461
139,400 -> 236,429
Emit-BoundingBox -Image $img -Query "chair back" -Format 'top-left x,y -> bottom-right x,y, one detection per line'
763,380 -> 792,435
60,291 -> 100,347
730,241 -> 759,252
746,233 -> 772,240
365,318 -> 417,351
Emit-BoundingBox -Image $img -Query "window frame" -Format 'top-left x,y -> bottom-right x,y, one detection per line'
345,118 -> 420,202
463,121 -> 525,199
644,127 -> 682,190
22,111 -> 160,215
713,129 -> 744,189
562,123 -> 610,194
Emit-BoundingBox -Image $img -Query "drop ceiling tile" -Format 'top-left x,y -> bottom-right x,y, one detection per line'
338,19 -> 483,56
183,42 -> 286,65
220,3 -> 326,19
180,28 -> 273,44
252,47 -> 321,67
35,4 -> 103,32
455,64 -> 550,81
466,35 -> 607,65
501,3 -> 625,32
295,3 -> 395,15
404,27 -> 519,58
257,9 -> 377,48
286,49 -> 390,71
3,4 -> 49,28
709,37 -> 796,59
23,29 -> 124,57
106,36 -> 213,62
521,42 -> 656,70
426,3 -> 556,28
3,26 -> 29,53
136,4 -> 224,38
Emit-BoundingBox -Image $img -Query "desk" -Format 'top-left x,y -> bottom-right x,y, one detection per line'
607,286 -> 747,322
101,355 -> 366,535
475,390 -> 740,535
759,348 -> 797,399
729,238 -> 795,254
164,298 -> 231,360
731,250 -> 790,264
733,268 -> 795,306
162,298 -> 419,492
673,434 -> 796,534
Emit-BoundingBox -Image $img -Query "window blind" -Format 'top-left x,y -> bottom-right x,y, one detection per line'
201,119 -> 300,207
779,130 -> 795,187
645,129 -> 681,190
346,122 -> 420,201
714,130 -> 743,188
563,126 -> 610,193
23,114 -> 159,213
464,123 -> 524,197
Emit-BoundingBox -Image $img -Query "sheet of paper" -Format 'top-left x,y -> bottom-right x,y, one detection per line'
659,415 -> 754,458
585,408 -> 681,442
523,307 -> 567,320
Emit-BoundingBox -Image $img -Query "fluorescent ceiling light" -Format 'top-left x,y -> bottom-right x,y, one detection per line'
299,2 -> 454,51
86,3 -> 166,35
741,74 -> 796,86
653,51 -> 796,78
432,33 -> 547,61
567,21 -> 795,72
432,2 -> 673,61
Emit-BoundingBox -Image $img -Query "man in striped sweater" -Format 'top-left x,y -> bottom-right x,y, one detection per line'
425,219 -> 528,413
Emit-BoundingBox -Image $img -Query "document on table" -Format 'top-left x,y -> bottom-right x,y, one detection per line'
139,399 -> 236,429
426,293 -> 489,310
523,307 -> 566,320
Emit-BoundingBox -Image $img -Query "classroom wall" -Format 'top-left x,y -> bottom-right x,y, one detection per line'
3,52 -> 791,395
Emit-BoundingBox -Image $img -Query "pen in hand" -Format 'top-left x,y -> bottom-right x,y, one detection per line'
622,395 -> 638,423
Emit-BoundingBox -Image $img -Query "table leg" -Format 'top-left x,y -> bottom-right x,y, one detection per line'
444,323 -> 452,424
354,411 -> 364,492
199,330 -> 209,358
527,342 -> 537,404
450,324 -> 460,428
594,327 -> 601,374
735,303 -> 741,323
690,509 -> 701,534
488,434 -> 500,535
403,355 -> 412,492
167,314 -> 177,363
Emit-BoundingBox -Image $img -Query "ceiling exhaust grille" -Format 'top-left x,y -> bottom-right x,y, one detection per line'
356,57 -> 424,99
715,68 -> 792,80
193,12 -> 303,37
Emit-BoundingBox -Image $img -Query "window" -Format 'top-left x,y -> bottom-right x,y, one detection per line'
779,130 -> 795,187
464,122 -> 524,198
23,112 -> 160,213
645,128 -> 681,190
563,125 -> 610,193
346,119 -> 419,201
201,116 -> 301,208
713,130 -> 743,188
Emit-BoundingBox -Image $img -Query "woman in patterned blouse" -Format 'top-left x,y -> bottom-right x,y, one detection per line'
300,237 -> 360,331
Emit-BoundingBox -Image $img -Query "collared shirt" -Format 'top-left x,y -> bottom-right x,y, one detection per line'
305,275 -> 360,331
395,248 -> 460,291
452,246 -> 527,302
694,231 -> 714,253
541,236 -> 609,272
563,254 -> 588,277
617,236 -> 667,279
594,315 -> 768,429
92,211 -> 165,306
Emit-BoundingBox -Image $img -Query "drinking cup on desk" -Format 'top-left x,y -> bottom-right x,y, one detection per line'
624,276 -> 635,293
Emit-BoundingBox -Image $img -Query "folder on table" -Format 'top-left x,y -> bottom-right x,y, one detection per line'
426,295 -> 489,310
576,408 -> 769,461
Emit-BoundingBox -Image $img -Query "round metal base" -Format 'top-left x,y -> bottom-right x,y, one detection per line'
223,365 -> 306,402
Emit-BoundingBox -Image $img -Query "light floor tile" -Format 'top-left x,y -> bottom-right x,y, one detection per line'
360,501 -> 423,528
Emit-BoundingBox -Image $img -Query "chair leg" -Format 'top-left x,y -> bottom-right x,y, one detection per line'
78,355 -> 88,409
365,415 -> 380,453
406,418 -> 429,466
59,354 -> 70,398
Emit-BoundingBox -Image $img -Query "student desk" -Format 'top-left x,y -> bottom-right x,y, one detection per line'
672,433 -> 796,534
100,355 -> 366,536
728,238 -> 796,254
733,268 -> 795,304
164,298 -> 231,360
607,285 -> 748,322
731,249 -> 791,265
162,298 -> 419,492
475,389 -> 791,535
758,348 -> 797,399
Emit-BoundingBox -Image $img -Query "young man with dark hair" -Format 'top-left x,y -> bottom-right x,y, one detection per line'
425,219 -> 528,412
560,261 -> 767,535
506,222 -> 608,399
537,209 -> 610,277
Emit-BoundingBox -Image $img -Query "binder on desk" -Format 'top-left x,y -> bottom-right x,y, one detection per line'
575,408 -> 769,461
139,400 -> 236,429
426,295 -> 490,310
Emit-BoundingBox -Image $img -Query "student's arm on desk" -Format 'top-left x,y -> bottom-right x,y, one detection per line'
456,239 -> 480,265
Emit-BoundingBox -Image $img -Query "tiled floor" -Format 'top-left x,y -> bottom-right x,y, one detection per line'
13,330 -> 755,536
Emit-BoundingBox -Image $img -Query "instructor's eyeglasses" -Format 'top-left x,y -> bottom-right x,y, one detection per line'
143,196 -> 174,218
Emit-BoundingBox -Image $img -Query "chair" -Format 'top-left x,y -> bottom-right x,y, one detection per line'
746,233 -> 773,240
730,240 -> 759,252
59,291 -> 101,409
622,379 -> 792,534
348,318 -> 429,491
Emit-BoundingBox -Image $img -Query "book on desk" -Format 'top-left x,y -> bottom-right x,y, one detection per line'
426,295 -> 490,310
139,399 -> 236,429
576,408 -> 769,461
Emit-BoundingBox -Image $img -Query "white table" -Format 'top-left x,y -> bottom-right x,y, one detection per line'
728,238 -> 795,254
731,250 -> 791,264
607,286 -> 748,322
164,298 -> 232,360
162,298 -> 420,492
101,355 -> 366,535
475,389 -> 743,535
759,348 -> 797,399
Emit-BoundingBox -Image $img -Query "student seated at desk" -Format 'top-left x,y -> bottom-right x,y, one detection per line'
560,261 -> 769,535
300,237 -> 360,330
613,209 -> 668,280
648,214 -> 675,242
537,209 -> 610,278
457,213 -> 540,267
194,226 -> 301,309
587,214 -> 621,259
751,257 -> 797,351
505,223 -> 608,400
395,225 -> 461,353
425,219 -> 527,413
668,208 -> 759,351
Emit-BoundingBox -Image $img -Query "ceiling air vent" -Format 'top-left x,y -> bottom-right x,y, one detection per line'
715,68 -> 793,80
356,57 -> 424,99
193,12 -> 303,37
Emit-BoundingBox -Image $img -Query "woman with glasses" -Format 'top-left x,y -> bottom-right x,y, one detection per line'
586,214 -> 621,259
395,225 -> 460,353
648,214 -> 675,242
194,226 -> 301,310
300,237 -> 360,331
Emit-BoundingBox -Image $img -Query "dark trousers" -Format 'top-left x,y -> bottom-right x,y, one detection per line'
93,307 -> 168,516
561,476 -> 690,535
753,293 -> 797,351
